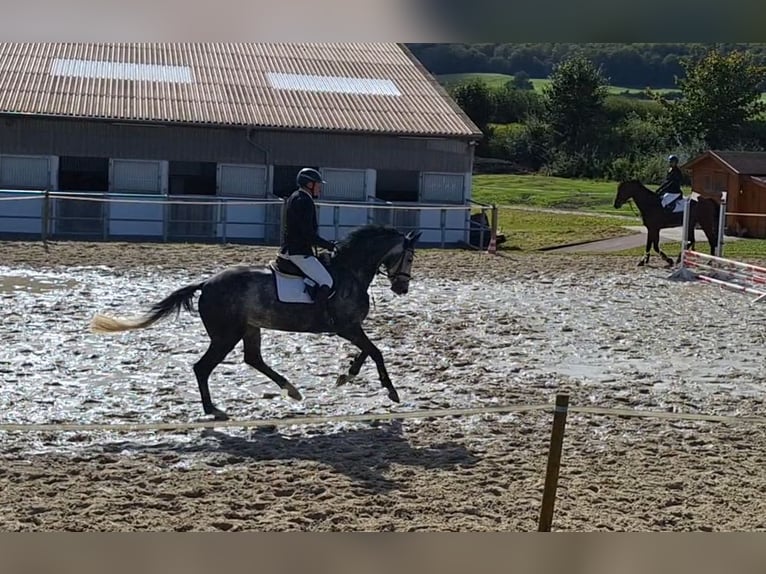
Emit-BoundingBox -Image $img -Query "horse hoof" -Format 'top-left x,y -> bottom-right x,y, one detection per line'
336,374 -> 355,387
284,385 -> 303,401
637,260 -> 646,267
387,388 -> 400,403
212,409 -> 229,422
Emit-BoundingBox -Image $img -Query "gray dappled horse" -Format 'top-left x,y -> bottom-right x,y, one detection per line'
90,225 -> 422,421
614,180 -> 719,268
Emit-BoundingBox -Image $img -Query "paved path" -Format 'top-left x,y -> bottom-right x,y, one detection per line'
549,226 -> 739,253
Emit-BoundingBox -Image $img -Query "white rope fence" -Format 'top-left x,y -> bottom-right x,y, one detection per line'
1,402 -> 765,434
0,190 -> 480,211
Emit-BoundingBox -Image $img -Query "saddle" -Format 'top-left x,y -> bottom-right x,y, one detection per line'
659,192 -> 684,214
272,255 -> 306,278
269,256 -> 335,302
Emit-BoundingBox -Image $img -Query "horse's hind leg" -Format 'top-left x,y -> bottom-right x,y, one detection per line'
654,231 -> 674,267
242,327 -> 302,401
194,335 -> 241,421
706,203 -> 719,254
336,351 -> 368,386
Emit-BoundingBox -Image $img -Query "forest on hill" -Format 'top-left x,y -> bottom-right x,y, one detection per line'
405,45 -> 766,182
406,43 -> 766,90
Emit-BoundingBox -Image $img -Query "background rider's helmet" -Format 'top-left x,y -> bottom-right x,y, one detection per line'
668,154 -> 679,163
296,168 -> 326,189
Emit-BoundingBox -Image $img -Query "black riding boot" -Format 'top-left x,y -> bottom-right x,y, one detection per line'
314,285 -> 335,328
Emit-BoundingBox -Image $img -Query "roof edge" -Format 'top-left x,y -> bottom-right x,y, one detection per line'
0,111 -> 479,140
395,43 -> 484,141
748,176 -> 766,189
681,150 -> 741,174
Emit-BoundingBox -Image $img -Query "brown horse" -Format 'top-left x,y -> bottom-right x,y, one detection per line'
614,180 -> 720,268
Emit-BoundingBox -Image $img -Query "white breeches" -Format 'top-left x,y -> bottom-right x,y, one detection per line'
284,254 -> 334,288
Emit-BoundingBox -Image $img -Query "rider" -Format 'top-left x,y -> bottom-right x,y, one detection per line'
656,154 -> 684,209
278,167 -> 337,325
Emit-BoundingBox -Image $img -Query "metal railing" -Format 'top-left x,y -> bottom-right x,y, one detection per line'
0,189 -> 500,249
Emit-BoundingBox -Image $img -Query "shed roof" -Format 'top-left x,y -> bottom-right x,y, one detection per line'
682,150 -> 766,175
0,43 -> 482,139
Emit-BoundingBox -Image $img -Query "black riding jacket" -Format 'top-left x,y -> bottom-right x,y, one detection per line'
279,188 -> 335,256
657,166 -> 683,195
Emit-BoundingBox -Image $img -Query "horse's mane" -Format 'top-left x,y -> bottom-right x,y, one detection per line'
620,179 -> 655,194
334,224 -> 403,254
324,224 -> 404,269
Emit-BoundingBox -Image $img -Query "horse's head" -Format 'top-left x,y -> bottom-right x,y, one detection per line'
614,180 -> 639,209
381,230 -> 422,295
330,225 -> 422,295
614,181 -> 635,209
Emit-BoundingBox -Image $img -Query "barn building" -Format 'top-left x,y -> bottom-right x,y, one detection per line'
0,43 -> 483,245
682,150 -> 766,239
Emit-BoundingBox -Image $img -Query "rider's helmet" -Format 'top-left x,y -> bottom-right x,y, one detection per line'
296,168 -> 325,189
668,154 -> 679,163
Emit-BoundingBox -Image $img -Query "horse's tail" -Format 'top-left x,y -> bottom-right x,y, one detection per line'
90,281 -> 205,334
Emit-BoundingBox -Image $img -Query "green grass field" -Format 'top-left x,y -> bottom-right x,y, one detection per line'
470,173 -> 766,258
489,207 -> 635,251
438,72 -> 766,103
472,173 -> 632,215
471,173 -> 638,250
437,73 -> 681,98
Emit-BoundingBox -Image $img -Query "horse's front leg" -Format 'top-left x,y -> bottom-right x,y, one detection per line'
638,232 -> 652,266
336,351 -> 368,386
336,325 -> 399,403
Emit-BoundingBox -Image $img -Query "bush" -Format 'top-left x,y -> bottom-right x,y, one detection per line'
492,86 -> 544,124
486,120 -> 551,171
604,95 -> 664,123
542,148 -> 611,179
607,155 -> 667,184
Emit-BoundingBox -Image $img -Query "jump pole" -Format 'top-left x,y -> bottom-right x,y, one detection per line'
669,194 -> 697,281
715,191 -> 727,258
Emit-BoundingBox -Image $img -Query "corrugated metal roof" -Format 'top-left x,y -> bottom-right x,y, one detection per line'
0,43 -> 482,138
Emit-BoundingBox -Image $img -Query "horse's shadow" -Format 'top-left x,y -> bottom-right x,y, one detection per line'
100,420 -> 479,493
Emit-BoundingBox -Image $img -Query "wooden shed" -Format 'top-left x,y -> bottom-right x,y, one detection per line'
682,150 -> 766,238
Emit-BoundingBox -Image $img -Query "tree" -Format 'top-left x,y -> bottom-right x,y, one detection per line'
449,79 -> 494,133
651,49 -> 766,150
542,55 -> 609,155
510,70 -> 534,90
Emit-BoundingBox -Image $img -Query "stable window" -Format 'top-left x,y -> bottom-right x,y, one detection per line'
168,161 -> 217,195
56,156 -> 109,237
713,171 -> 728,193
272,164 -> 315,198
59,156 -> 109,191
374,169 -> 419,229
375,169 -> 419,202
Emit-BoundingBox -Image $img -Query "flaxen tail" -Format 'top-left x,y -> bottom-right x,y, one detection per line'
90,281 -> 205,334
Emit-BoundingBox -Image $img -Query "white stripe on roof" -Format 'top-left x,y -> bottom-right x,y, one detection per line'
266,72 -> 401,96
50,58 -> 194,83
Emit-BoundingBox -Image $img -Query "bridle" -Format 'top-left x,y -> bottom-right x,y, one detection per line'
616,186 -> 640,218
370,238 -> 415,311
376,242 -> 414,284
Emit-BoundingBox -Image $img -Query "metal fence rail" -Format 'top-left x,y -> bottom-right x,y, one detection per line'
0,189 -> 499,249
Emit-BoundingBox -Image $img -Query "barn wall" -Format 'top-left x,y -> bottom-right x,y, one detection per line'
0,116 -> 474,174
737,180 -> 766,238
